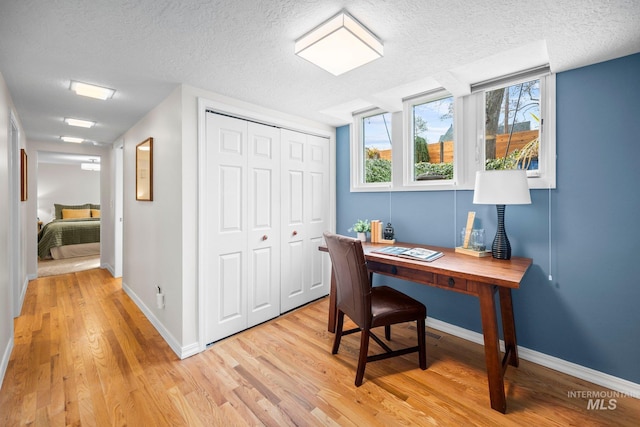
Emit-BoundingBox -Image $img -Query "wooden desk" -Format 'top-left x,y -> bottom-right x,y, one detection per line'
319,241 -> 532,413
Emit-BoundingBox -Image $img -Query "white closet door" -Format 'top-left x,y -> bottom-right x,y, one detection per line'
204,114 -> 248,344
304,134 -> 331,303
280,129 -> 330,312
247,122 -> 281,326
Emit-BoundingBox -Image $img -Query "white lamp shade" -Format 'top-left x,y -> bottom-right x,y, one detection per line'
295,11 -> 383,76
473,170 -> 531,205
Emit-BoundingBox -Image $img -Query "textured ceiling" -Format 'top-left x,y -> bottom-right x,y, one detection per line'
1,0 -> 639,148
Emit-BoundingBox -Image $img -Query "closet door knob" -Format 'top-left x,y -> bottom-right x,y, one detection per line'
262,235 -> 268,241
292,230 -> 298,236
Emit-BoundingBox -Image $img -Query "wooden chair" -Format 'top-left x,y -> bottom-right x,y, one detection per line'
323,232 -> 427,386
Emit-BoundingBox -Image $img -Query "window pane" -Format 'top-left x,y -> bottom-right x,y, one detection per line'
485,79 -> 540,171
363,112 -> 392,183
412,96 -> 454,181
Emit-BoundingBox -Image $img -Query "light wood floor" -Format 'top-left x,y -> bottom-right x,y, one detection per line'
1,268 -> 638,426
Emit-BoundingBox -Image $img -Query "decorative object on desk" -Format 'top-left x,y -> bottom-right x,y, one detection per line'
471,229 -> 485,251
373,246 -> 444,262
370,220 -> 380,243
383,222 -> 394,240
455,228 -> 491,257
456,211 -> 490,257
473,170 -> 531,260
348,219 -> 370,242
370,220 -> 395,244
462,211 -> 476,249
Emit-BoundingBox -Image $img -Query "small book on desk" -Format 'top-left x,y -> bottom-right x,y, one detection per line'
373,246 -> 444,262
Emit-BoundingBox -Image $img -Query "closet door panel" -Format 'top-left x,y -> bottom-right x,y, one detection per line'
204,114 -> 248,344
305,135 -> 330,300
247,122 -> 281,326
281,130 -> 330,312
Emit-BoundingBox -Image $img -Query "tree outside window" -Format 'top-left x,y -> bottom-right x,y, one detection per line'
485,79 -> 540,171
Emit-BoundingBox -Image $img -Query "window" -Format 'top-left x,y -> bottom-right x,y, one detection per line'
408,93 -> 455,182
363,111 -> 392,183
350,69 -> 555,191
475,70 -> 556,189
352,110 -> 393,187
483,78 -> 540,174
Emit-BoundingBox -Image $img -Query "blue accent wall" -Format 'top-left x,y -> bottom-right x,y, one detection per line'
335,52 -> 640,383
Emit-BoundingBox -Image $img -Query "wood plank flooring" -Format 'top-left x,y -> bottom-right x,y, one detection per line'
1,268 -> 638,426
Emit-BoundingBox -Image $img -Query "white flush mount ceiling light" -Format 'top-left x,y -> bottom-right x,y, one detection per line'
64,117 -> 95,128
294,10 -> 383,76
60,136 -> 84,143
81,159 -> 100,171
70,81 -> 115,100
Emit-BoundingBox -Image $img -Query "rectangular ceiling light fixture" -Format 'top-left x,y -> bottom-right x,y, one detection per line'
81,162 -> 101,171
64,117 -> 95,128
294,10 -> 383,76
70,80 -> 115,100
60,136 -> 84,143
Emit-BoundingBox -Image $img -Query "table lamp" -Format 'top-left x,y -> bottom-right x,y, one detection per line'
473,170 -> 531,260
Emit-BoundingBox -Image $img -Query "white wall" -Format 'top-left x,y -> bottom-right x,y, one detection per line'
37,163 -> 100,224
121,85 -> 184,351
0,71 -> 27,386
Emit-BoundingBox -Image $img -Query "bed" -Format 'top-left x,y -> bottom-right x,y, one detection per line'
38,203 -> 101,259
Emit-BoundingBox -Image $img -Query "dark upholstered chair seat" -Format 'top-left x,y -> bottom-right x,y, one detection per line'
370,286 -> 426,327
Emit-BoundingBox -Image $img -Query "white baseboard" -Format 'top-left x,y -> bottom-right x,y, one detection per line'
121,281 -> 198,360
19,276 -> 29,311
0,335 -> 14,389
426,317 -> 640,398
102,262 -> 115,277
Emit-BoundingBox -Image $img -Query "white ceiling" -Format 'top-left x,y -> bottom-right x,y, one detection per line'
1,0 -> 639,149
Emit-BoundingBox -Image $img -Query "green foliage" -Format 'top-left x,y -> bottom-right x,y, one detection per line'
485,149 -> 519,170
415,162 -> 453,179
414,136 -> 430,163
348,219 -> 370,233
365,158 -> 392,183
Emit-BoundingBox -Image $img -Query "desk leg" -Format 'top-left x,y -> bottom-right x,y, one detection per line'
477,284 -> 507,413
328,268 -> 337,333
499,287 -> 519,367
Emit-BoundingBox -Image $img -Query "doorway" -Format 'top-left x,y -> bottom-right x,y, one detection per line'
36,151 -> 102,276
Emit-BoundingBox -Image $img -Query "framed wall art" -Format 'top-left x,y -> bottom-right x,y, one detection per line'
20,148 -> 27,201
136,137 -> 153,201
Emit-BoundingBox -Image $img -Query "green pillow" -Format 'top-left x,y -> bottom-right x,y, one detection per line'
54,203 -> 90,219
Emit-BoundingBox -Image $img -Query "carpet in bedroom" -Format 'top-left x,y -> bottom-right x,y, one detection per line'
38,255 -> 101,277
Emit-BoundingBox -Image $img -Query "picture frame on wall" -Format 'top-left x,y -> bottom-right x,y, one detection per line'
136,137 -> 153,201
20,148 -> 27,201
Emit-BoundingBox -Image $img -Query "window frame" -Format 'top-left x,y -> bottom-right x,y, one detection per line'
474,72 -> 556,190
351,108 -> 394,191
349,70 -> 556,192
402,89 -> 461,189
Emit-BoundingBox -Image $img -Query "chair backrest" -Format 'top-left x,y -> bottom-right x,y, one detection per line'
323,232 -> 371,329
